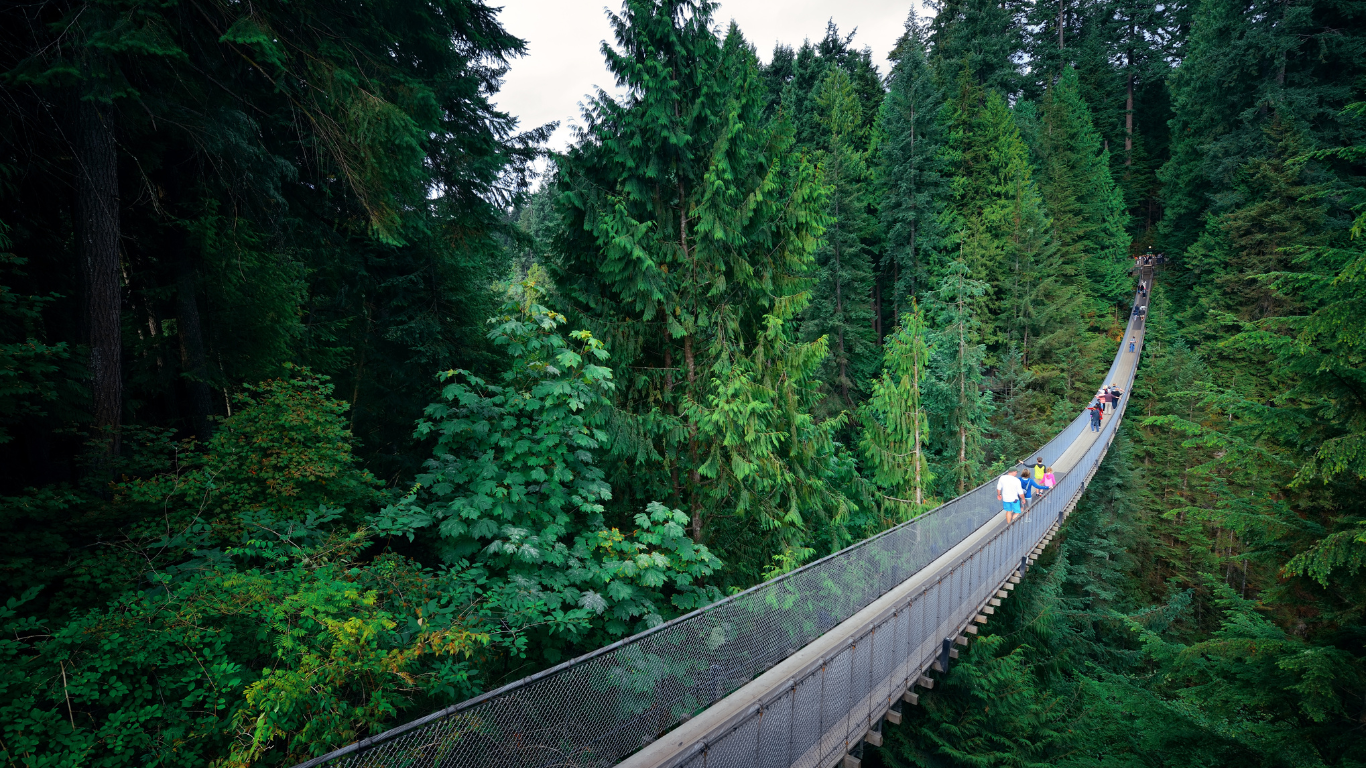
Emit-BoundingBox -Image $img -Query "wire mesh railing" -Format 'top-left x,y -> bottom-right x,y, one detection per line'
293,283 -> 1151,768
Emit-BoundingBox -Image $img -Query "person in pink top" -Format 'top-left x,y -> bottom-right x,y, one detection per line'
1043,466 -> 1056,489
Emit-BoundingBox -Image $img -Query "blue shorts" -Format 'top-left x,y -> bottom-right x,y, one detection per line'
1003,500 -> 1021,514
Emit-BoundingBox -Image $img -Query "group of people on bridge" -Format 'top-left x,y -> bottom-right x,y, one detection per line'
996,458 -> 1056,524
994,379 -> 1125,524
989,258 -> 1152,524
1087,383 -> 1124,432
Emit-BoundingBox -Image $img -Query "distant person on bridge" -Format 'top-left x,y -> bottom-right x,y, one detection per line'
1129,337 -> 1136,352
1087,401 -> 1103,432
997,468 -> 1025,524
1096,387 -> 1110,412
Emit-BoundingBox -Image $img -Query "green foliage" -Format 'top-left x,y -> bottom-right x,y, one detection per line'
861,304 -> 936,522
553,0 -> 860,583
881,635 -> 1072,767
924,260 -> 993,495
0,374 -> 542,767
879,10 -> 950,311
0,246 -> 72,446
1036,66 -> 1132,307
118,367 -> 383,524
804,66 -> 880,414
928,0 -> 1028,97
387,272 -> 723,657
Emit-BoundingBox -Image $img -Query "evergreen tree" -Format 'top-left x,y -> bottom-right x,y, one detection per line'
804,67 -> 879,415
1037,66 -> 1132,306
878,9 -> 949,316
861,303 -> 936,522
925,259 -> 992,495
1160,0 -> 1366,260
943,77 -> 1057,358
554,0 -> 856,580
928,0 -> 1028,97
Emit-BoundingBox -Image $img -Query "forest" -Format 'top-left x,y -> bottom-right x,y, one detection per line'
0,0 -> 1363,765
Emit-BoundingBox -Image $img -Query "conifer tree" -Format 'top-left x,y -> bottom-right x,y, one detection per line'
554,0 -> 856,577
1037,66 -> 1132,306
861,303 -> 935,521
928,0 -> 1028,97
925,259 -> 992,494
878,10 -> 949,316
804,67 -> 879,415
942,76 -> 1057,356
1160,0 -> 1366,258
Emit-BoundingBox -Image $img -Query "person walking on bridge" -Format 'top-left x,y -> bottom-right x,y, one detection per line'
1033,457 -> 1046,483
1019,468 -> 1046,511
997,468 -> 1025,524
1087,401 -> 1103,432
1043,466 -> 1056,489
1129,336 -> 1136,353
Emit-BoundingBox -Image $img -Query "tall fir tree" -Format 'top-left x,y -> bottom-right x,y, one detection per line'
942,75 -> 1057,359
928,0 -> 1028,97
804,67 -> 879,416
1037,65 -> 1133,307
878,9 -> 949,320
925,259 -> 992,495
553,0 -> 857,581
861,303 -> 936,522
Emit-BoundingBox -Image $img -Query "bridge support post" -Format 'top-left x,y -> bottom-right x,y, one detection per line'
1019,556 -> 1028,576
939,638 -> 953,676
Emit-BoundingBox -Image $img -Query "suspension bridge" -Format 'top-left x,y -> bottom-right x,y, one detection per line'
295,265 -> 1157,768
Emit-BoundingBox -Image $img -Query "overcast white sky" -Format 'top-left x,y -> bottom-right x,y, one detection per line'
494,0 -> 932,153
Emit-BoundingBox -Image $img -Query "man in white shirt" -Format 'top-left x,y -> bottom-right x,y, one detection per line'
996,468 -> 1025,524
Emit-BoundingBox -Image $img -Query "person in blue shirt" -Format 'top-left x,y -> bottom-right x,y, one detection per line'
1018,468 -> 1047,512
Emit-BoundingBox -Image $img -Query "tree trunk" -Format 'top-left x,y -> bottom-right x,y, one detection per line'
174,236 -> 215,441
957,275 -> 967,494
684,333 -> 702,543
913,349 -> 923,506
872,280 -> 881,343
1058,0 -> 1065,49
74,96 -> 122,449
833,198 -> 850,405
1125,47 -> 1135,167
907,100 -> 917,307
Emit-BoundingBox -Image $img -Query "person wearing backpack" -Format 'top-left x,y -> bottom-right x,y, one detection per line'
1087,401 -> 1103,432
1033,457 -> 1046,484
